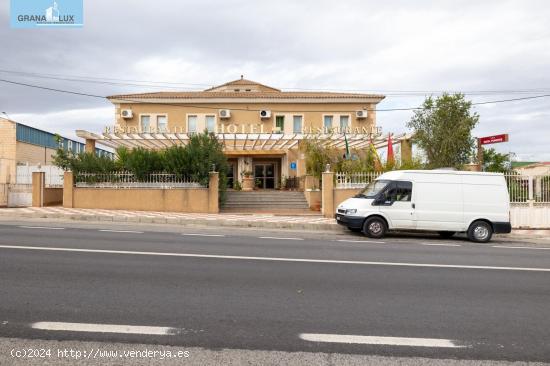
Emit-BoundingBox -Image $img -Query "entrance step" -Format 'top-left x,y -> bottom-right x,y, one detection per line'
222,190 -> 314,214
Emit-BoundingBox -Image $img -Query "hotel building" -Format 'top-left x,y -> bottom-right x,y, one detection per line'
77,77 -> 411,189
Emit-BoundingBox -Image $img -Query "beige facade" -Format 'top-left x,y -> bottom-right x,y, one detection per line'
102,78 -> 387,189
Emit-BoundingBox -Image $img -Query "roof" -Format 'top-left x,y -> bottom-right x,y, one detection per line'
107,78 -> 385,101
514,162 -> 550,169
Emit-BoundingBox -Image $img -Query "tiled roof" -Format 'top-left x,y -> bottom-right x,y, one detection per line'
108,78 -> 385,100
108,91 -> 385,100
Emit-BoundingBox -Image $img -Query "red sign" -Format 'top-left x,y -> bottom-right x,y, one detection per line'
479,134 -> 509,145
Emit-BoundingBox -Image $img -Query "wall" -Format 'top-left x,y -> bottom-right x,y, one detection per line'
16,142 -> 56,165
304,190 -> 321,211
44,188 -> 63,206
510,204 -> 550,229
334,188 -> 362,209
72,188 -> 210,212
114,102 -> 377,135
0,119 -> 17,187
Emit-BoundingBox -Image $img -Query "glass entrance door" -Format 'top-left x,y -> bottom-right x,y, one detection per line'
254,163 -> 275,189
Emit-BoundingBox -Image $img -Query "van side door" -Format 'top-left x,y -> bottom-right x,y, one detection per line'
377,181 -> 415,229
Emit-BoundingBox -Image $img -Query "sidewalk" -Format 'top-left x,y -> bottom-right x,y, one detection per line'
0,207 -> 339,231
0,207 -> 548,239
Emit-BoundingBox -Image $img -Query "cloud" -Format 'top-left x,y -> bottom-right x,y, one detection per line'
0,0 -> 549,160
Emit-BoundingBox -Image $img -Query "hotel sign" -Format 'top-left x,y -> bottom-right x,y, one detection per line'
479,134 -> 509,145
104,123 -> 383,137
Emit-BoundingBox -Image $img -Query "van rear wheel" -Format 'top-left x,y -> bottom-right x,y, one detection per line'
363,217 -> 387,239
467,221 -> 493,243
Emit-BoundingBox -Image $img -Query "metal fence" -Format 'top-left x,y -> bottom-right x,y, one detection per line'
335,172 -> 381,189
75,171 -> 205,189
16,165 -> 64,187
504,172 -> 550,203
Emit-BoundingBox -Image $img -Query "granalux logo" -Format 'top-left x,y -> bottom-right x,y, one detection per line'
10,0 -> 83,28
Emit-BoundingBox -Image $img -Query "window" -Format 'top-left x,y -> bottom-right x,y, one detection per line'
385,181 -> 413,202
275,116 -> 284,132
323,115 -> 333,131
140,115 -> 151,132
188,115 -> 197,133
157,115 -> 167,132
339,115 -> 349,131
293,115 -> 303,133
206,115 -> 216,132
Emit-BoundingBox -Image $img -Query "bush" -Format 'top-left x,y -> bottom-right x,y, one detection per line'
53,131 -> 229,203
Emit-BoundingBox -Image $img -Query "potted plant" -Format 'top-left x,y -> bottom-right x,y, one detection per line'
241,171 -> 254,191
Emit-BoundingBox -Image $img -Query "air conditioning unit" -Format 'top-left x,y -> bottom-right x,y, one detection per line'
219,109 -> 231,119
121,109 -> 133,119
356,110 -> 368,119
259,110 -> 271,119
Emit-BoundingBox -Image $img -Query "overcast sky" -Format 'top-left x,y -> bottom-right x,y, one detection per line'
1,0 -> 549,161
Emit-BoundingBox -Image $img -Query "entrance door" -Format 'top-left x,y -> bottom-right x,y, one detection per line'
254,163 -> 275,189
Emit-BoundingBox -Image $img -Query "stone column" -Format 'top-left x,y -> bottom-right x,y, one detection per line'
85,139 -> 96,154
321,170 -> 335,218
32,171 -> 45,207
400,138 -> 413,162
63,171 -> 74,208
208,172 -> 219,214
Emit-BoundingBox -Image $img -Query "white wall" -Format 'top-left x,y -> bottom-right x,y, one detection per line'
510,204 -> 550,229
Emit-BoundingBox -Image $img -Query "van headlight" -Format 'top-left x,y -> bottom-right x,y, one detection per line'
345,209 -> 357,215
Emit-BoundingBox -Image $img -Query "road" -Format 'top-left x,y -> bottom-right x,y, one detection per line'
0,220 -> 549,364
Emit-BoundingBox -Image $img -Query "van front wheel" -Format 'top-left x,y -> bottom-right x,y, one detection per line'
363,217 -> 387,239
467,221 -> 493,243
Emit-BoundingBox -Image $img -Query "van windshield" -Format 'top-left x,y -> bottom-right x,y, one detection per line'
354,180 -> 391,199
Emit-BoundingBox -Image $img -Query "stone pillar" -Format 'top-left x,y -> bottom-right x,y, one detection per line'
400,138 -> 413,162
85,139 -> 96,154
321,170 -> 335,218
63,171 -> 74,208
32,171 -> 45,207
208,172 -> 219,214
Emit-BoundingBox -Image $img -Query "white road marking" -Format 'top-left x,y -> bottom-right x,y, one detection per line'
182,233 -> 225,237
492,245 -> 550,250
18,226 -> 65,230
1,244 -> 550,272
99,229 -> 143,234
299,333 -> 466,348
421,243 -> 461,247
259,236 -> 304,241
31,322 -> 175,335
337,239 -> 385,244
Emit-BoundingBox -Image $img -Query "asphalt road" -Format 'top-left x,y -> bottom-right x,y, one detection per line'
0,220 -> 549,363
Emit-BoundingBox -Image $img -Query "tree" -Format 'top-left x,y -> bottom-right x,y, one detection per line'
482,148 -> 509,172
406,93 -> 479,169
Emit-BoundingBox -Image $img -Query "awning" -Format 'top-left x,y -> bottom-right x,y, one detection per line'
76,130 -> 412,152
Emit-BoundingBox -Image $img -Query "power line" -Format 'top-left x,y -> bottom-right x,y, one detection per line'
1,78 -> 549,113
1,68 -> 550,96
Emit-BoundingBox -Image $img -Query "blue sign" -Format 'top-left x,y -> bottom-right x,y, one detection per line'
290,162 -> 297,170
11,0 -> 84,28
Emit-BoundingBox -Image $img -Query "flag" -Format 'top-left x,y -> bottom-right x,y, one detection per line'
344,132 -> 350,159
387,133 -> 395,165
369,137 -> 382,171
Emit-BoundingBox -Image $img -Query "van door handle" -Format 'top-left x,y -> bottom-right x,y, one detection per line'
412,203 -> 415,209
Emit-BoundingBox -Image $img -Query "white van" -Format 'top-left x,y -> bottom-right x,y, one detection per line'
335,170 -> 511,242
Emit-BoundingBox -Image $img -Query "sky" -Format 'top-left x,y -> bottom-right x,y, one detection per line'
1,0 -> 549,161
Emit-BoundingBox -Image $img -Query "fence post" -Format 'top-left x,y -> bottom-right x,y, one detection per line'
32,171 -> 45,207
63,171 -> 74,208
322,170 -> 335,218
208,171 -> 219,214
